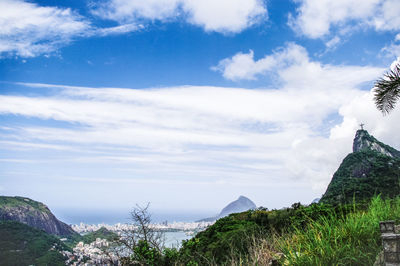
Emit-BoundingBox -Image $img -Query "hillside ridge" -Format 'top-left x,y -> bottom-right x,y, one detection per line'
0,196 -> 77,236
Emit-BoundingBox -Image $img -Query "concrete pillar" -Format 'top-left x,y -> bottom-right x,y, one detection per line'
380,221 -> 400,265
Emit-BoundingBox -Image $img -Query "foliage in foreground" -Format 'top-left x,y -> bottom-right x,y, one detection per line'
177,201 -> 353,265
277,196 -> 400,265
177,196 -> 400,265
374,61 -> 400,114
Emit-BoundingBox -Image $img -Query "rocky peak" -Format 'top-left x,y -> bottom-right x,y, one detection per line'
0,196 -> 77,236
352,130 -> 400,158
196,195 -> 256,222
320,129 -> 400,204
218,196 -> 256,218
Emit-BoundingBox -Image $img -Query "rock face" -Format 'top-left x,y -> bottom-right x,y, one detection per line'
320,130 -> 400,204
197,196 -> 256,222
0,196 -> 76,236
352,129 -> 400,157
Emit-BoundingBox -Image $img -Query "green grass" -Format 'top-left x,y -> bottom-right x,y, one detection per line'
277,196 -> 400,265
181,196 -> 400,266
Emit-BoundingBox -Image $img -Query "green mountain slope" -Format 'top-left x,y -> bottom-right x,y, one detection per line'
82,226 -> 118,244
0,196 -> 77,236
320,130 -> 400,204
0,221 -> 69,266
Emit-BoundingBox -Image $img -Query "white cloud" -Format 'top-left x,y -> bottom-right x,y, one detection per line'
381,42 -> 400,60
181,0 -> 266,33
91,0 -> 181,22
373,0 -> 400,31
0,0 -> 266,58
96,23 -> 143,36
1,44 -> 395,206
91,0 -> 267,33
390,57 -> 400,70
211,43 -> 396,192
213,43 -> 382,85
325,36 -> 341,50
212,43 -> 308,80
290,0 -> 400,39
0,48 -> 386,195
0,0 -> 144,58
0,0 -> 90,57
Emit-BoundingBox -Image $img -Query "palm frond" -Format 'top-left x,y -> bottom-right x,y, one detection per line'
374,63 -> 400,114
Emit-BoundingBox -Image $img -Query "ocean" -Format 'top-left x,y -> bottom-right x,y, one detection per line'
164,231 -> 192,248
53,208 -> 213,248
54,208 -> 214,225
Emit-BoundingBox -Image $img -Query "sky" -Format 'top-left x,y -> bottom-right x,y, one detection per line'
1,0 -> 400,222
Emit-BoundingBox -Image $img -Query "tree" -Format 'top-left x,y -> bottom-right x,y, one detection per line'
112,203 -> 165,265
374,61 -> 400,114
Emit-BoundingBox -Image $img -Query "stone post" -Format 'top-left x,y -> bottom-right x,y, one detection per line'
380,221 -> 400,265
380,221 -> 395,234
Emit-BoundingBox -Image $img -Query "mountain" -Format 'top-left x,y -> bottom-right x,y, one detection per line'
0,220 -> 68,266
197,196 -> 256,222
82,227 -> 118,244
352,129 -> 400,157
218,196 -> 257,217
311,198 -> 320,204
320,129 -> 400,204
0,196 -> 77,236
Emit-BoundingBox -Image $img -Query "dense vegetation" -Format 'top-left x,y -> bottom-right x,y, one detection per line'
81,226 -> 119,244
175,196 -> 400,265
320,150 -> 400,204
277,196 -> 400,265
0,221 -> 69,266
112,195 -> 399,265
177,202 -> 353,264
3,196 -> 398,265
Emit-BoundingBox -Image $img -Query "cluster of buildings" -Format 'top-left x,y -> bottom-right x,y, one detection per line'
72,221 -> 214,234
62,238 -> 119,265
63,220 -> 215,264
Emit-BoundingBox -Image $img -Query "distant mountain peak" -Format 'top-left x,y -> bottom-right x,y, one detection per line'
218,196 -> 256,218
352,129 -> 400,157
197,196 -> 256,222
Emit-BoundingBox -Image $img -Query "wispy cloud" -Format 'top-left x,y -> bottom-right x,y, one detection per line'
95,23 -> 144,36
0,0 -> 267,58
0,0 -> 90,57
0,50 -> 393,195
2,43 -> 399,207
0,0 -> 143,58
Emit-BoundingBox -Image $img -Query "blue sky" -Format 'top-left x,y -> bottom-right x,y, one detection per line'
1,0 -> 400,221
